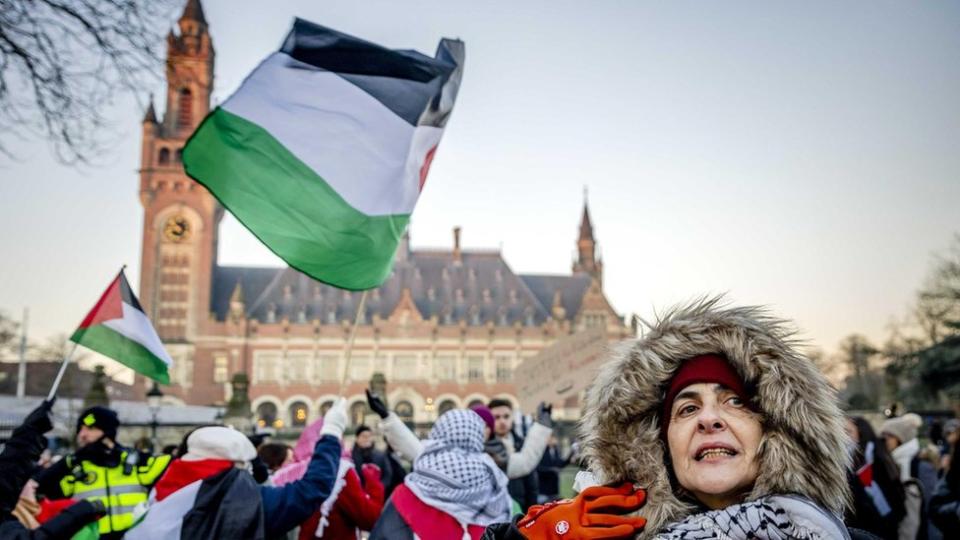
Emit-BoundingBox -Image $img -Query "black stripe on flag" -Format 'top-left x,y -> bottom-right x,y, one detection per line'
280,18 -> 464,128
118,271 -> 144,313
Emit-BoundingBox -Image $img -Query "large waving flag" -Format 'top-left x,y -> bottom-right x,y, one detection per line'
70,270 -> 173,383
183,18 -> 465,290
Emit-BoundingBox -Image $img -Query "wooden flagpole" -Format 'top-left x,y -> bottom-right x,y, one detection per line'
47,342 -> 79,401
338,290 -> 369,396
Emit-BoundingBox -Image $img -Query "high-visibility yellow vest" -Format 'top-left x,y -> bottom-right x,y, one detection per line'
59,451 -> 171,535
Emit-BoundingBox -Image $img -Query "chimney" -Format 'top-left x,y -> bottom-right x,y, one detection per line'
453,226 -> 462,265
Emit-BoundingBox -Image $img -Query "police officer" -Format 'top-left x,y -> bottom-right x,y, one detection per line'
35,406 -> 170,539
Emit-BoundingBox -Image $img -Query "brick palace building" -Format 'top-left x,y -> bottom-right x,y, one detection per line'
136,0 -> 630,431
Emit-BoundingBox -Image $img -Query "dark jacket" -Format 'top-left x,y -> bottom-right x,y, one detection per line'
0,401 -> 104,539
536,444 -> 568,499
930,475 -> 960,537
351,445 -> 393,491
260,434 -> 341,538
504,432 -> 538,512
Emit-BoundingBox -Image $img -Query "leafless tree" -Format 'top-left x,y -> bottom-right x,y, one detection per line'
0,0 -> 179,164
915,233 -> 960,343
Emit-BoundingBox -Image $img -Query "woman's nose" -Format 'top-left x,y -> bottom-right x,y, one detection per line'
696,404 -> 726,433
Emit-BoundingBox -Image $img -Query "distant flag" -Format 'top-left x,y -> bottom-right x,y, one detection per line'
183,18 -> 465,290
70,269 -> 172,384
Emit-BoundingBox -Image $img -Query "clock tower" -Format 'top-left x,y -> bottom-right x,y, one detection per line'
138,0 -> 221,347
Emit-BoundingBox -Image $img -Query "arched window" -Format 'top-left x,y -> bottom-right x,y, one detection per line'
395,401 -> 414,423
467,399 -> 485,409
289,401 -> 308,427
438,399 -> 457,416
178,88 -> 193,129
175,148 -> 184,163
319,400 -> 335,416
256,402 -> 278,429
158,148 -> 170,165
350,401 -> 368,427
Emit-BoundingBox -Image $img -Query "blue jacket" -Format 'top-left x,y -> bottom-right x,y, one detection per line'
260,434 -> 340,538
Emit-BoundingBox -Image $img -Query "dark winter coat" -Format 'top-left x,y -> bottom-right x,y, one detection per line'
503,432 -> 538,512
536,445 -> 568,499
260,434 -> 341,538
930,475 -> 960,537
0,401 -> 104,540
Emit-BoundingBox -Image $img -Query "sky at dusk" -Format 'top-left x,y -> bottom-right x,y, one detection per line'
1,0 -> 958,364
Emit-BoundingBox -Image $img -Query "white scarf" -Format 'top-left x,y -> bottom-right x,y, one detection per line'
890,438 -> 920,481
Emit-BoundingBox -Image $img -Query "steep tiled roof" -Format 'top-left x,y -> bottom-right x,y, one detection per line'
210,249 -> 599,326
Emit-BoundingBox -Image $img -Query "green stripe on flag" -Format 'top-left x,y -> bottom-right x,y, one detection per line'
183,108 -> 410,290
71,325 -> 170,384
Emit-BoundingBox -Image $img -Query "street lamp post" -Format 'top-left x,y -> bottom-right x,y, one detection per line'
147,382 -> 164,447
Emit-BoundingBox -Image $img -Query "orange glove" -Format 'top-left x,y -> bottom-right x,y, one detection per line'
515,482 -> 646,539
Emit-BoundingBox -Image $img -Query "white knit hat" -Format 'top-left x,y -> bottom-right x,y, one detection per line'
880,413 -> 923,445
182,426 -> 257,462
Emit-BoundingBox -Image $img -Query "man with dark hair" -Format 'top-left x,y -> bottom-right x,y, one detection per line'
351,424 -> 394,494
487,399 -> 552,512
257,443 -> 294,473
34,406 -> 171,539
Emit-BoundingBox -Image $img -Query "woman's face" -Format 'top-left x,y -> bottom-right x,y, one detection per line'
666,382 -> 762,510
845,418 -> 860,444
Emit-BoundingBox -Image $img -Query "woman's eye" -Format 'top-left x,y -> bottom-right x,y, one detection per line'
726,396 -> 744,407
677,404 -> 697,416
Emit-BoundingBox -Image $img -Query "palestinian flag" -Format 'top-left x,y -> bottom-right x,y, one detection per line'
70,270 -> 172,383
125,468 -> 263,539
183,18 -> 465,290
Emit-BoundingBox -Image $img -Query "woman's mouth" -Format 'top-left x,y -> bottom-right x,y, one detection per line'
695,445 -> 738,461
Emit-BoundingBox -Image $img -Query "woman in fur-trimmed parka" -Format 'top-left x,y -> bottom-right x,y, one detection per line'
484,297 -> 861,539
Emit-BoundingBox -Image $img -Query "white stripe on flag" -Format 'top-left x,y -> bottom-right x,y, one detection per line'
102,303 -> 173,367
125,480 -> 201,540
222,52 -> 430,217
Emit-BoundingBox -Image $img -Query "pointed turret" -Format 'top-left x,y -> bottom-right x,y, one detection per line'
572,189 -> 603,284
142,95 -> 158,124
180,0 -> 208,27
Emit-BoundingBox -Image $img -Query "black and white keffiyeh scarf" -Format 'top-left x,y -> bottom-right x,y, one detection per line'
404,409 -> 512,526
653,495 -> 850,540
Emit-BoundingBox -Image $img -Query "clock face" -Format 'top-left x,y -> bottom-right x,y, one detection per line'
163,215 -> 191,242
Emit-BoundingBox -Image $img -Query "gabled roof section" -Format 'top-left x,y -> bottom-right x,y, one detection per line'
519,273 -> 593,321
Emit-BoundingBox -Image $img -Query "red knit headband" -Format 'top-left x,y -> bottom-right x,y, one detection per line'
661,354 -> 749,433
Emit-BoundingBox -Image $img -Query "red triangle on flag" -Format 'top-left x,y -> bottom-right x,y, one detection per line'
76,275 -> 124,329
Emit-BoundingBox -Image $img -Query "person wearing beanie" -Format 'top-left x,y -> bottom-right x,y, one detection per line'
881,413 -> 942,540
484,297 -> 870,539
350,418 -> 396,495
127,398 -> 348,539
34,405 -> 171,540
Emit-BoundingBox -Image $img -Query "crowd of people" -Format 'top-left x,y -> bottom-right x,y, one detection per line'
2,297 -> 960,539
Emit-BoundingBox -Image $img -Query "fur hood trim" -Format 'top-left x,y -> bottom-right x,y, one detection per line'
578,297 -> 851,536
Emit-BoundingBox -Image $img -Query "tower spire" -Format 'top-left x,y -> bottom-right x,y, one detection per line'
572,189 -> 602,284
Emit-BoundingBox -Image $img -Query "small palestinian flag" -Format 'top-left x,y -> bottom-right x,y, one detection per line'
70,269 -> 172,383
183,18 -> 464,290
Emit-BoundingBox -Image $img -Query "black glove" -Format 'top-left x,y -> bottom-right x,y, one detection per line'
20,399 -> 55,434
366,389 -> 389,419
536,402 -> 553,429
484,438 -> 509,472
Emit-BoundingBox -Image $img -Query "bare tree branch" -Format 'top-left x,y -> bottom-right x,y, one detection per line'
0,0 -> 180,164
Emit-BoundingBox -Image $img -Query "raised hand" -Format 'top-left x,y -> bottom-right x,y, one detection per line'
516,482 -> 647,539
366,389 -> 390,419
320,397 -> 348,439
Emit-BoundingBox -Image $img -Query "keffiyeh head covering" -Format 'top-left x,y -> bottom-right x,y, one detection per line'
405,409 -> 511,526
